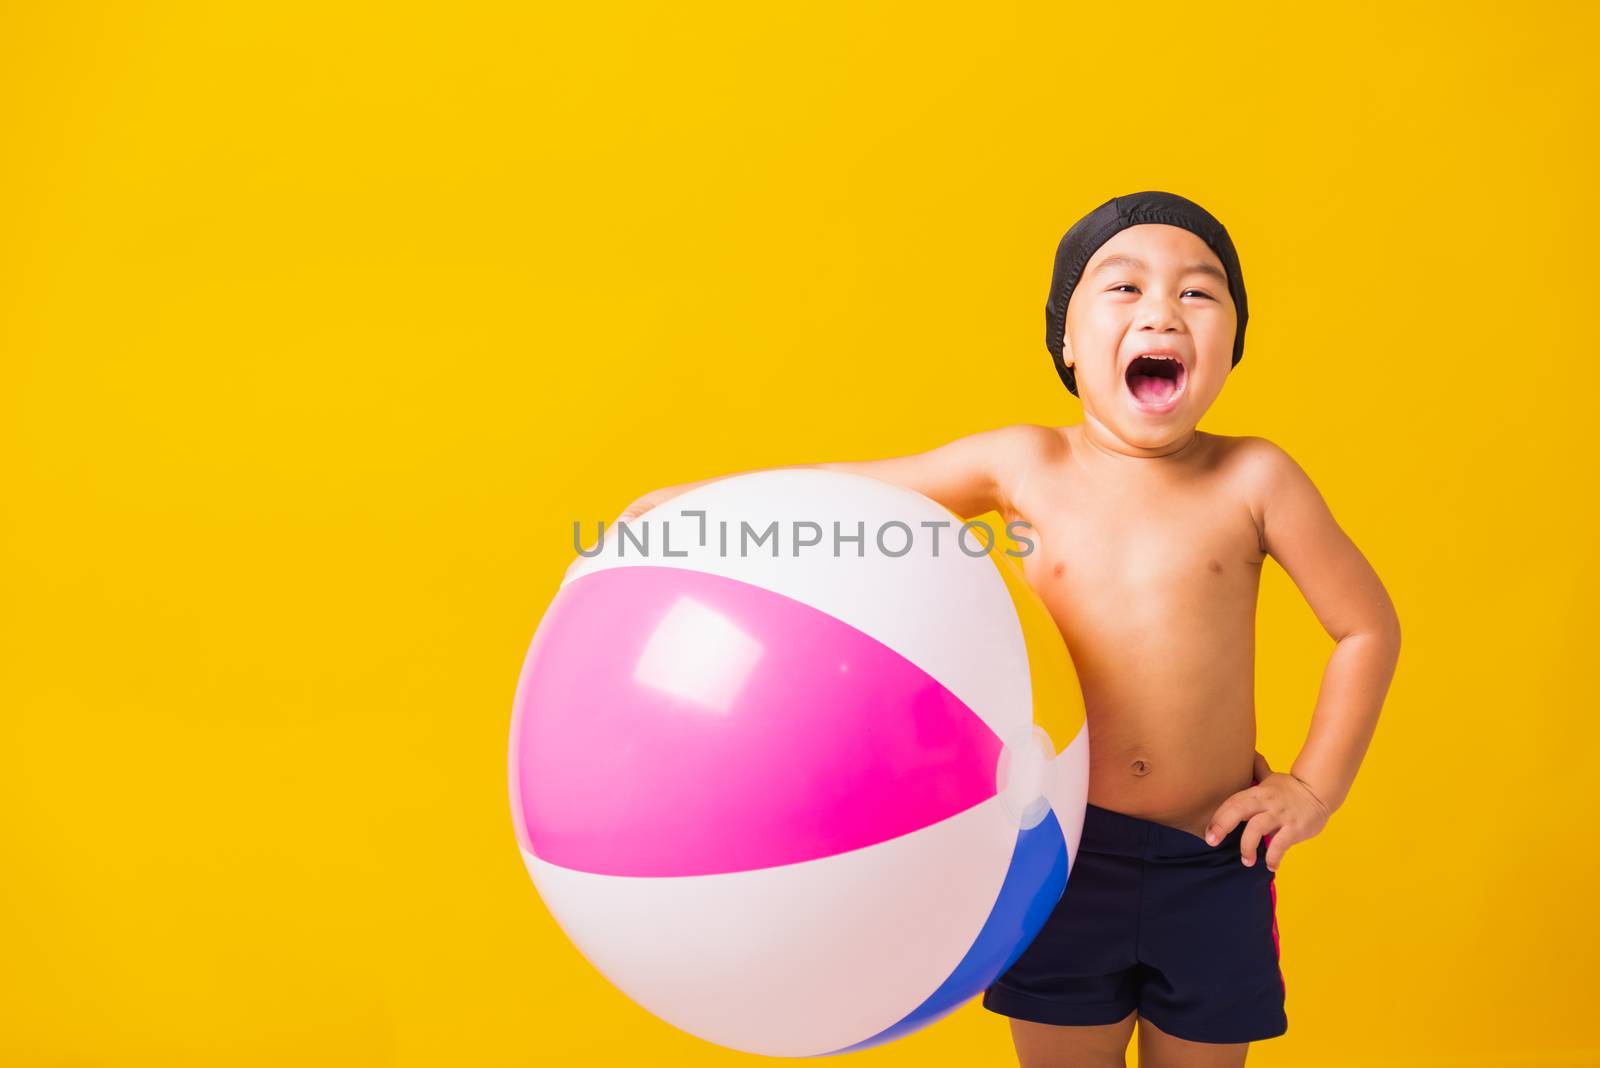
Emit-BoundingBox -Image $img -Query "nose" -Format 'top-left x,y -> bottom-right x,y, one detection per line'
1133,291 -> 1185,333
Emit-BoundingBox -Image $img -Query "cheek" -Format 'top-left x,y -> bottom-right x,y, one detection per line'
1073,316 -> 1127,369
1201,307 -> 1237,348
1190,360 -> 1229,398
1083,305 -> 1128,335
1191,316 -> 1235,366
1081,356 -> 1123,393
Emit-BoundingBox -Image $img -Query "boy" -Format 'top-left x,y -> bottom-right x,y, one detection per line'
593,191 -> 1401,1067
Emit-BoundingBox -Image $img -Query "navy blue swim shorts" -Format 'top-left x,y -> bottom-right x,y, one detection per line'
983,801 -> 1287,1045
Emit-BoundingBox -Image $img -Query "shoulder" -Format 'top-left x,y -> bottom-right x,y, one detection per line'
1206,433 -> 1306,486
1004,423 -> 1069,481
983,423 -> 1066,515
1208,434 -> 1318,547
1002,422 -> 1069,460
960,422 -> 1066,471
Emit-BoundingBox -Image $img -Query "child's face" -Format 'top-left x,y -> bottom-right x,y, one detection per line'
1062,223 -> 1238,448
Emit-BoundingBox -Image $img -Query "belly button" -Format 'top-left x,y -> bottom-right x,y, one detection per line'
1130,759 -> 1151,776
1207,559 -> 1223,574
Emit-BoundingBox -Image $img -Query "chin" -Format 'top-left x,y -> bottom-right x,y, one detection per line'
1118,421 -> 1197,448
1084,399 -> 1199,450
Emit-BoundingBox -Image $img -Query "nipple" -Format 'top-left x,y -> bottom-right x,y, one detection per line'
1130,759 -> 1152,776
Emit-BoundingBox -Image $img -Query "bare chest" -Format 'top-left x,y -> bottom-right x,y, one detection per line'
1004,434 -> 1267,725
1010,452 -> 1265,636
1001,433 -> 1267,825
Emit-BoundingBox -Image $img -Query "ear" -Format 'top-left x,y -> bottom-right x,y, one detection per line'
1060,342 -> 1074,369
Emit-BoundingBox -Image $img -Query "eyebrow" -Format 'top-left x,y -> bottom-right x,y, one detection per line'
1090,254 -> 1228,284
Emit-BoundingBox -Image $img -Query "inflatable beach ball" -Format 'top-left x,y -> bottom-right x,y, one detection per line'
508,470 -> 1090,1058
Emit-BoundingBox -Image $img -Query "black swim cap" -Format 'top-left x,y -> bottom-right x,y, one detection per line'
1045,190 -> 1248,397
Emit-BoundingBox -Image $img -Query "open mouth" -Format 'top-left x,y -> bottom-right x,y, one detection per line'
1125,354 -> 1187,409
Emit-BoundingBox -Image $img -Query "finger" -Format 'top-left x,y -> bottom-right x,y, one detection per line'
1265,829 -> 1292,872
1205,786 -> 1268,846
1203,789 -> 1254,844
1240,811 -> 1278,867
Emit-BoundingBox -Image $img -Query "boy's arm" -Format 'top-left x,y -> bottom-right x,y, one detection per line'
1245,438 -> 1402,815
614,423 -> 1058,525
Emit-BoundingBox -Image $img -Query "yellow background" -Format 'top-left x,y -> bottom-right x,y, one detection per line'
3,2 -> 1596,1065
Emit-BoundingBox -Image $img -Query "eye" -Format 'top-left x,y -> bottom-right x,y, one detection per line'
1109,284 -> 1215,299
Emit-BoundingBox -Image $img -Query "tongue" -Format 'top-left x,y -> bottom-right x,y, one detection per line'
1130,374 -> 1176,405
